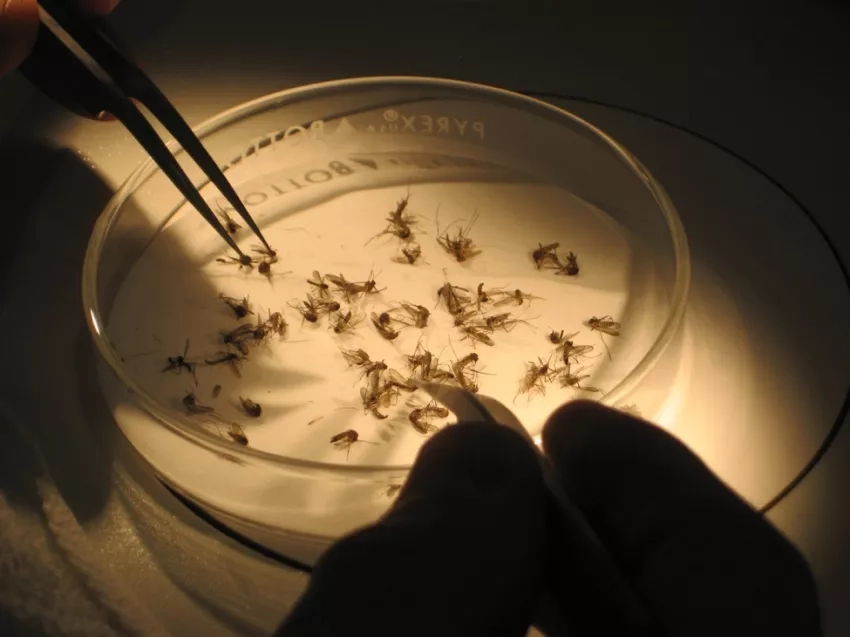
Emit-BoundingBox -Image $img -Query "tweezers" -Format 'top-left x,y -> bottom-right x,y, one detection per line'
18,0 -> 271,261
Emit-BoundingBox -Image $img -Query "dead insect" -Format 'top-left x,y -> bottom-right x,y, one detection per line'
182,391 -> 213,414
393,242 -> 423,265
367,193 -> 417,244
326,269 -> 384,301
257,259 -> 274,283
240,397 -> 262,418
252,246 -> 279,262
205,351 -> 246,377
407,342 -> 433,376
314,297 -> 341,315
459,325 -> 495,347
385,368 -> 417,392
586,315 -> 621,359
331,309 -> 362,335
558,337 -> 595,366
553,251 -> 579,276
515,357 -> 556,402
451,352 -> 479,377
436,273 -> 471,315
371,312 -> 400,340
493,288 -> 543,307
221,324 -> 256,355
263,311 -> 287,337
480,312 -> 533,332
288,296 -> 320,324
409,399 -> 450,434
436,209 -> 481,262
216,254 -> 255,269
307,271 -> 331,298
330,429 -> 376,460
340,347 -> 373,367
452,305 -> 481,328
218,209 -> 242,235
360,369 -> 398,419
560,367 -> 602,393
225,423 -> 249,446
548,329 -> 569,345
219,294 -> 253,319
393,302 -> 430,328
449,352 -> 482,393
532,242 -> 560,269
359,360 -> 389,382
212,384 -> 222,398
475,282 -> 505,311
163,339 -> 197,384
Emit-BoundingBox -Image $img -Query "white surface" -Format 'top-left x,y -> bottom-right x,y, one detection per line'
1,1 -> 848,635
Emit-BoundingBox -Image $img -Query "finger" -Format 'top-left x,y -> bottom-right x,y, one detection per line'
278,423 -> 548,637
542,401 -> 822,636
0,0 -> 39,77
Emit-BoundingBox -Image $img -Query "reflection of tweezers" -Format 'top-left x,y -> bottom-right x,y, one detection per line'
416,381 -> 653,634
19,0 -> 271,259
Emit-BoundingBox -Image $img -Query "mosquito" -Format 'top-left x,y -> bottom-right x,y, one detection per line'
475,282 -> 505,311
436,208 -> 481,262
392,242 -> 423,265
340,346 -> 372,367
240,397 -> 262,418
560,366 -> 603,393
252,246 -> 279,263
358,360 -> 388,382
558,337 -> 595,367
493,288 -> 543,307
263,311 -> 287,338
331,309 -> 362,335
326,269 -> 384,301
288,296 -> 320,324
182,391 -> 213,414
163,339 -> 197,384
205,351 -> 245,377
221,324 -> 256,355
407,341 -> 433,376
479,312 -> 533,333
330,429 -> 376,460
360,369 -> 398,419
408,399 -> 449,434
450,352 -> 482,393
548,329 -> 572,345
385,368 -> 417,393
219,294 -> 253,319
216,254 -> 255,269
552,251 -> 579,276
225,423 -> 249,446
585,315 -> 621,360
515,357 -> 556,403
532,242 -> 560,270
436,273 -> 471,315
307,271 -> 331,298
393,302 -> 430,329
217,209 -> 241,235
460,325 -> 495,347
371,312 -> 400,340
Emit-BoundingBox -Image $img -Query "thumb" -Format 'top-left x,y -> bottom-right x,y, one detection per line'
277,423 -> 549,637
0,0 -> 39,77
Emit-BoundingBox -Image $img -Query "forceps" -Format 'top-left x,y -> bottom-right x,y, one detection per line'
18,0 -> 271,261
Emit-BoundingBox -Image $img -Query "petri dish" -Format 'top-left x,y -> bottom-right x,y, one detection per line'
83,77 -> 690,562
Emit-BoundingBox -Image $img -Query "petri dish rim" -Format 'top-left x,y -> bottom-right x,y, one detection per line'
81,76 -> 691,477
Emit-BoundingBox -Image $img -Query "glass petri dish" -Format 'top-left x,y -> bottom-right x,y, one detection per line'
83,77 -> 690,561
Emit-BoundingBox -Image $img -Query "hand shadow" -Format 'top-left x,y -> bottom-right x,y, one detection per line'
0,139 -> 124,521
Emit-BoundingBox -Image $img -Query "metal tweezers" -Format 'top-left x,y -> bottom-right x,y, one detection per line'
19,0 -> 271,261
